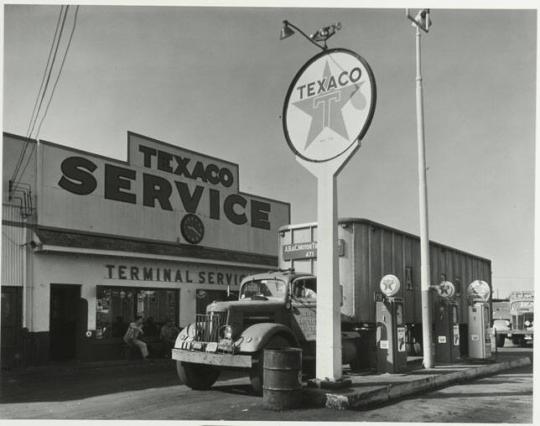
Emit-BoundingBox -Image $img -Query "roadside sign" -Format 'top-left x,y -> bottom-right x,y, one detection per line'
282,48 -> 376,162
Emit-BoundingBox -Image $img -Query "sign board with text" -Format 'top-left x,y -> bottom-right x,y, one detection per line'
282,48 -> 376,162
38,132 -> 290,254
282,239 -> 345,260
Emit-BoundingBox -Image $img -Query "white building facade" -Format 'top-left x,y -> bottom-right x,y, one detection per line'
1,131 -> 290,366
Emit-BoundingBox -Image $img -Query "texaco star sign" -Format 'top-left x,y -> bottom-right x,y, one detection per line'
380,274 -> 401,297
283,48 -> 376,162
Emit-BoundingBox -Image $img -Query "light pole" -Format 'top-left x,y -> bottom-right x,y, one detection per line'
406,8 -> 434,369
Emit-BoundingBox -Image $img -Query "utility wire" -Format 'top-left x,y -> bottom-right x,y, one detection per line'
25,6 -> 65,138
35,5 -> 80,140
27,5 -> 69,140
10,6 -> 66,186
17,6 -> 80,183
11,5 -> 69,185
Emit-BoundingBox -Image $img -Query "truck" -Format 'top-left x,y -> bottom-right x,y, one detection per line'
497,291 -> 534,347
172,218 -> 492,393
172,269 -> 366,394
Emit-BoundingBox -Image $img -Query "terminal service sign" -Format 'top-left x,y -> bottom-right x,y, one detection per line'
282,48 -> 376,162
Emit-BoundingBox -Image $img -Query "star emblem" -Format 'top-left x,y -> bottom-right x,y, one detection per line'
292,61 -> 366,150
382,279 -> 396,293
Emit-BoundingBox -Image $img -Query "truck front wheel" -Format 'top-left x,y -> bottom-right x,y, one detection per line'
176,361 -> 220,390
249,335 -> 291,395
495,334 -> 506,348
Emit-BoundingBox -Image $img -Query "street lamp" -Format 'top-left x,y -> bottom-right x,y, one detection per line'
280,20 -> 342,50
406,8 -> 434,369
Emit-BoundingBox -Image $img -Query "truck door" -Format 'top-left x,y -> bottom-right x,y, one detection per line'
289,278 -> 317,345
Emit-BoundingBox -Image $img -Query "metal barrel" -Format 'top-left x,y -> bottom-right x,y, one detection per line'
262,347 -> 303,410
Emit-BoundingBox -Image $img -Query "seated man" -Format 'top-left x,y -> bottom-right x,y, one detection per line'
123,316 -> 149,360
295,281 -> 316,299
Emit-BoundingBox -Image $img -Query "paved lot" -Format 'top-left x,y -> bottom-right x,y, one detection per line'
0,345 -> 533,422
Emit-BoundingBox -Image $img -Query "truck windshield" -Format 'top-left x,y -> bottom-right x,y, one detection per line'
240,278 -> 286,300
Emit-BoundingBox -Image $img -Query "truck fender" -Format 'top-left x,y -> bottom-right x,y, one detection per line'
237,323 -> 298,353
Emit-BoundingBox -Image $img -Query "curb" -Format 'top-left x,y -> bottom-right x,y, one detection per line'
305,356 -> 531,410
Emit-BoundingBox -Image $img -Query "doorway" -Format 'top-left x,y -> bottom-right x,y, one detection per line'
50,284 -> 81,361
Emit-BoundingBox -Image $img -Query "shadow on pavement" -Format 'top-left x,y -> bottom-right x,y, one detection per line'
1,361 -> 179,403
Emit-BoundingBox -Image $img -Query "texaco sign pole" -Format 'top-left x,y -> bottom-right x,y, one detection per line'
282,48 -> 376,383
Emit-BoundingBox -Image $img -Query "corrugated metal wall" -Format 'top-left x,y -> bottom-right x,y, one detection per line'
352,220 -> 491,325
278,219 -> 492,326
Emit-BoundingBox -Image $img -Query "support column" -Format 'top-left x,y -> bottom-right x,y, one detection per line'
297,141 -> 359,382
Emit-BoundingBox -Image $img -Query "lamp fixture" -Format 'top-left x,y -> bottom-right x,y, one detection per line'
280,20 -> 342,50
406,9 -> 432,33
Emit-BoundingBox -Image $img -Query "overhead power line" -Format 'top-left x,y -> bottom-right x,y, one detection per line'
35,5 -> 80,140
11,5 -> 80,187
10,6 -> 67,186
25,6 -> 66,139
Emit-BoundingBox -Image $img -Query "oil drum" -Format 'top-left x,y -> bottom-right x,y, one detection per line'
262,347 -> 303,410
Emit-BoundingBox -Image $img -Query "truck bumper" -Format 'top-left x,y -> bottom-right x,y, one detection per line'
172,348 -> 253,368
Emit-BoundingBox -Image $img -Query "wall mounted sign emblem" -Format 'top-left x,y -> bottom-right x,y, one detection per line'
437,281 -> 456,299
380,274 -> 400,297
282,48 -> 376,162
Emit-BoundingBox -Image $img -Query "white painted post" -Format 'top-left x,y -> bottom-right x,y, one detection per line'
298,141 -> 359,381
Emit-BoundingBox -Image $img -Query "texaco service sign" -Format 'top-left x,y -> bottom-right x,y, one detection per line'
283,48 -> 376,162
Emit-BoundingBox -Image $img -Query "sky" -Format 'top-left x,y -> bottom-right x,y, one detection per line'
2,1 -> 537,298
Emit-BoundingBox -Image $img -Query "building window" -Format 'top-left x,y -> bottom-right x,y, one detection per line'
96,286 -> 178,339
405,266 -> 413,290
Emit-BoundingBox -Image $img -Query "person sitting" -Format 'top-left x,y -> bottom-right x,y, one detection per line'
302,284 -> 316,299
160,319 -> 181,357
123,316 -> 149,360
295,281 -> 316,299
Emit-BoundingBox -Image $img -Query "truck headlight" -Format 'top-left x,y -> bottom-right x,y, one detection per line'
525,320 -> 531,327
220,325 -> 233,339
186,323 -> 197,338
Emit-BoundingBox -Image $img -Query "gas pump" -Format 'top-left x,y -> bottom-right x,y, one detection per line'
376,274 -> 407,373
433,281 -> 460,363
467,280 -> 492,360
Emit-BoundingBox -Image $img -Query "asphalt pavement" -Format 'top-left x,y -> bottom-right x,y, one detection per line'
0,343 -> 533,419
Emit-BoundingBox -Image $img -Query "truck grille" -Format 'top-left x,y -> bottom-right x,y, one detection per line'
512,313 -> 534,330
194,311 -> 228,342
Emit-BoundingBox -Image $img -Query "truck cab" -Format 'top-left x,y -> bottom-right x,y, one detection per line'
507,291 -> 534,346
172,270 -> 322,393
